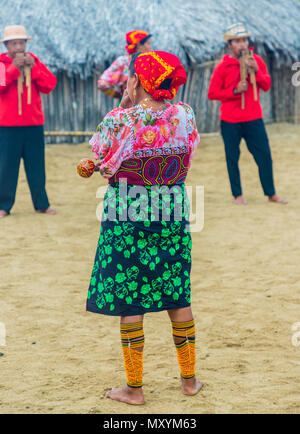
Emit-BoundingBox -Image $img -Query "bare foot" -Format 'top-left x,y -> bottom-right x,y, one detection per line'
181,376 -> 203,396
36,207 -> 57,215
105,386 -> 144,405
0,210 -> 8,219
233,195 -> 247,205
268,194 -> 288,205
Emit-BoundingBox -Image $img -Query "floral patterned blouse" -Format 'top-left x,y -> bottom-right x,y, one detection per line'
97,54 -> 130,97
90,102 -> 200,184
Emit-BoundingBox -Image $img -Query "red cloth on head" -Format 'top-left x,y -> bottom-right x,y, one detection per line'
125,30 -> 150,55
134,51 -> 187,101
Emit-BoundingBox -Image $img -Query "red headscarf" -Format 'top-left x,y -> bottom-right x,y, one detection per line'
134,51 -> 187,101
125,30 -> 150,55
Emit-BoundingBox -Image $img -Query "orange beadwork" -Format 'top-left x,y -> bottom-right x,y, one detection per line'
172,320 -> 196,379
121,322 -> 144,388
77,158 -> 95,178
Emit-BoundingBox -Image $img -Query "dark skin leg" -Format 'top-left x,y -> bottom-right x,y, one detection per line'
168,306 -> 203,395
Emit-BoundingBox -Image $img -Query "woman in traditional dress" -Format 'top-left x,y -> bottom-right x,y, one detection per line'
97,30 -> 152,99
87,51 -> 202,405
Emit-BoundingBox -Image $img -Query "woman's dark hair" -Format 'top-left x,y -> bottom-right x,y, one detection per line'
129,53 -> 141,76
158,78 -> 172,90
139,34 -> 151,45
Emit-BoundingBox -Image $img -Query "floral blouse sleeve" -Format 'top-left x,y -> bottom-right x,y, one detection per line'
180,103 -> 200,166
97,55 -> 129,97
89,107 -> 131,178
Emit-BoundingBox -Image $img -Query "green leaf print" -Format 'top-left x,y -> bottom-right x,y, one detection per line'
141,284 -> 151,295
143,220 -> 150,227
101,260 -> 107,269
163,270 -> 171,280
184,278 -> 190,289
117,264 -> 123,271
126,266 -> 139,280
152,291 -> 161,302
125,296 -> 133,305
172,277 -> 182,287
115,285 -> 128,299
155,257 -> 160,265
164,262 -> 169,269
90,276 -> 96,287
91,287 -> 96,295
104,277 -> 114,291
149,262 -> 155,271
107,257 -> 112,264
173,292 -> 179,301
152,278 -> 163,291
139,250 -> 151,265
133,291 -> 138,299
137,238 -> 148,249
141,295 -> 154,309
169,248 -> 176,256
142,277 -> 148,283
115,272 -> 126,283
110,304 -> 115,311
124,250 -> 131,259
104,245 -> 112,255
158,301 -> 163,308
138,231 -> 144,237
162,228 -> 171,237
97,282 -> 104,293
105,293 -> 114,303
163,281 -> 174,295
131,246 -> 136,253
127,281 -> 138,292
124,235 -> 134,245
172,262 -> 182,275
148,246 -> 158,256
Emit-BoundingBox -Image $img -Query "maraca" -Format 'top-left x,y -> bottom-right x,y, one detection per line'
77,158 -> 97,178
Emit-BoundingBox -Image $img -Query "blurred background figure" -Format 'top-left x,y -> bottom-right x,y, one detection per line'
208,23 -> 287,205
0,25 -> 57,218
97,30 -> 152,100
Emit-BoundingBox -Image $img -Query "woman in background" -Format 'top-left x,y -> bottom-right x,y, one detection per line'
97,30 -> 152,99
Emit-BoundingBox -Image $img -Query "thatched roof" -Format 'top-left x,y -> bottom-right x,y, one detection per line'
1,0 -> 300,78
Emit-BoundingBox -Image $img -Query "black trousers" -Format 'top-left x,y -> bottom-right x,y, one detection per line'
220,118 -> 276,197
0,125 -> 50,213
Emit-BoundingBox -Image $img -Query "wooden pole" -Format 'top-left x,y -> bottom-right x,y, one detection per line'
16,53 -> 24,115
24,59 -> 31,104
249,50 -> 258,101
239,51 -> 248,110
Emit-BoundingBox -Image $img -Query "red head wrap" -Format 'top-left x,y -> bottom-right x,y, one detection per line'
134,51 -> 187,101
125,30 -> 150,55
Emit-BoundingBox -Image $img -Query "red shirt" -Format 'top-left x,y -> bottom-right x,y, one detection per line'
207,53 -> 271,123
0,52 -> 56,126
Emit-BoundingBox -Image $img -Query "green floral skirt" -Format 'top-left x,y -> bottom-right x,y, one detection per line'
86,183 -> 192,316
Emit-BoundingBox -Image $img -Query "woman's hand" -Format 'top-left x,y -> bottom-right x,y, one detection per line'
119,89 -> 133,109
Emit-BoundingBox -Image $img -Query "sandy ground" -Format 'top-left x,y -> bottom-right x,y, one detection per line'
0,122 -> 299,414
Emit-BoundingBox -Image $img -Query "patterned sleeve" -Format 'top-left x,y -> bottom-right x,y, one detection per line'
97,55 -> 128,97
89,107 -> 131,178
181,103 -> 200,166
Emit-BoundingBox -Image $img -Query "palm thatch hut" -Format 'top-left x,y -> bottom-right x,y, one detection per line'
1,0 -> 300,143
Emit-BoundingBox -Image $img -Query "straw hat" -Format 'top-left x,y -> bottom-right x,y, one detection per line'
0,25 -> 31,43
223,23 -> 250,42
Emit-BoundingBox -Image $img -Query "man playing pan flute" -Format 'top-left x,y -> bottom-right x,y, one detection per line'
0,25 -> 57,219
208,23 -> 287,205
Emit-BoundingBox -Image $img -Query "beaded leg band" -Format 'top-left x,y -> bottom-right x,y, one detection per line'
120,321 -> 144,388
172,320 -> 196,379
